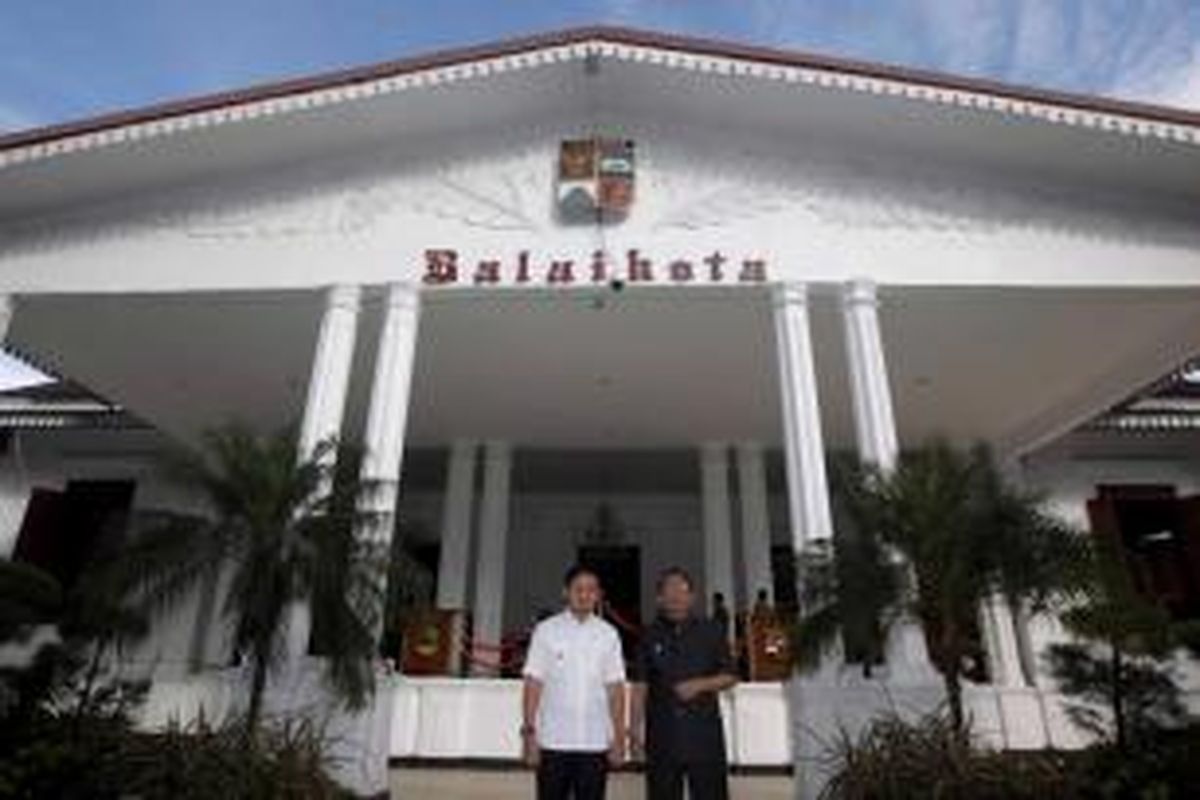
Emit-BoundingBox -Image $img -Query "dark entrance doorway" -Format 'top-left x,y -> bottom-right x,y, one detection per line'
12,479 -> 136,591
578,543 -> 641,662
1089,484 -> 1200,621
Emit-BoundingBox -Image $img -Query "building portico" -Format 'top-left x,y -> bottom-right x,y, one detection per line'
8,280 -> 1200,653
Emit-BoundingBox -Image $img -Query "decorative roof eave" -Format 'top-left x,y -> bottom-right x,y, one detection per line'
1086,414 -> 1200,433
2,26 -> 1200,172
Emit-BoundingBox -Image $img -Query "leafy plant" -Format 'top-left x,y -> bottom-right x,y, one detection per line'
109,423 -> 390,735
818,711 -> 1072,800
1047,526 -> 1199,751
797,441 -> 1087,730
122,713 -> 353,800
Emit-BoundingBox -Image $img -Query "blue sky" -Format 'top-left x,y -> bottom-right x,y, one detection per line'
1,0 -> 1199,134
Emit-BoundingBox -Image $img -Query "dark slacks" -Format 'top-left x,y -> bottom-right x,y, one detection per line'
537,750 -> 608,800
645,758 -> 730,800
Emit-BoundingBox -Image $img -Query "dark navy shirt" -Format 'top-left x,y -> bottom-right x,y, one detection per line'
633,614 -> 734,764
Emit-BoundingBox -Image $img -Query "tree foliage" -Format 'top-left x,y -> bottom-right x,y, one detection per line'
797,441 -> 1087,730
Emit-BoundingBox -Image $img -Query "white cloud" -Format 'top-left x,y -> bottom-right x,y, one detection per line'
1130,45 -> 1200,110
0,101 -> 39,133
761,0 -> 1199,111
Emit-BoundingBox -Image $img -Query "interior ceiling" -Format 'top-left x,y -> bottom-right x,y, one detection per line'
10,285 -> 1200,455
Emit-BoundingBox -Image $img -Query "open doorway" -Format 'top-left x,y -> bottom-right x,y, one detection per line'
12,479 -> 136,591
578,543 -> 641,661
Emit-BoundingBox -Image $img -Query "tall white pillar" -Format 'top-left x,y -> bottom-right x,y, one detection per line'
701,442 -> 737,614
0,294 -> 15,560
772,283 -> 834,551
736,441 -> 773,608
361,282 -> 421,639
842,280 -> 899,470
437,439 -> 478,610
471,441 -> 512,675
287,284 -> 361,661
982,597 -> 1027,687
0,294 -> 13,342
840,279 -> 934,682
298,285 -> 362,462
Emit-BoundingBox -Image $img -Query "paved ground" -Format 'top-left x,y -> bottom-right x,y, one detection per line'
390,768 -> 793,799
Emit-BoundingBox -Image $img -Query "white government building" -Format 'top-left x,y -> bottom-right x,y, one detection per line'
2,25 -> 1200,790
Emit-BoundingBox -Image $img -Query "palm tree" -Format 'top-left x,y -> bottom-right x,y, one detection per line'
796,441 -> 1086,731
1048,529 -> 1200,751
793,456 -> 899,677
111,423 -> 390,734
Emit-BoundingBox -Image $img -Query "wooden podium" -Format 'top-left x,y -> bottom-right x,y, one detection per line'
400,609 -> 465,676
745,610 -> 793,682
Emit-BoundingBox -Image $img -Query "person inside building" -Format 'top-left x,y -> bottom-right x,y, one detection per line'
521,564 -> 627,800
630,567 -> 738,800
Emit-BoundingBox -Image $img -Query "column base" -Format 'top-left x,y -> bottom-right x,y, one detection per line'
264,657 -> 395,798
881,617 -> 942,686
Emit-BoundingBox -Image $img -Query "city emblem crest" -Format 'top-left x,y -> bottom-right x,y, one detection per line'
556,138 -> 635,222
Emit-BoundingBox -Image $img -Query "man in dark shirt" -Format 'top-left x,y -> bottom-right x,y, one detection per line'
630,567 -> 738,800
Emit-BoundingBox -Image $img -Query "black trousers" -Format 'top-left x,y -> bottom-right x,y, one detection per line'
537,750 -> 608,800
646,758 -> 730,800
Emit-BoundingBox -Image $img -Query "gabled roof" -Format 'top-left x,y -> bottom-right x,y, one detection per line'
1089,361 -> 1200,433
0,379 -> 138,430
2,25 -> 1199,158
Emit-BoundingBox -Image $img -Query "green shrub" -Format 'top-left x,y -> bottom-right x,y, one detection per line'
0,711 -> 353,800
1068,724 -> 1200,800
123,714 -> 353,800
818,712 -> 1073,800
818,712 -> 1200,800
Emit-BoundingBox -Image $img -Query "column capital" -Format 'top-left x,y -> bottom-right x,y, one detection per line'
842,278 -> 879,308
482,439 -> 512,461
382,281 -> 420,310
736,440 -> 764,456
324,283 -> 362,310
772,281 -> 810,309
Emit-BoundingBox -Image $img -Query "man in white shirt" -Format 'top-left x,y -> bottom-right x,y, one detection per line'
522,564 -> 627,800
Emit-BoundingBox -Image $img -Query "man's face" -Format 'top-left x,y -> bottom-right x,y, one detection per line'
657,574 -> 694,621
565,572 -> 602,616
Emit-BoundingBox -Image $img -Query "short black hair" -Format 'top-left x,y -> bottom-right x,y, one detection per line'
656,566 -> 694,592
563,563 -> 600,588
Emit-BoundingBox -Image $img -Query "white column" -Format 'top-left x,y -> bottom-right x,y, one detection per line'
471,441 -> 512,675
772,283 -> 834,550
361,282 -> 422,639
840,279 -> 934,682
736,441 -> 773,608
437,439 -> 478,610
297,285 -> 362,462
842,279 -> 899,470
0,294 -> 13,342
0,294 -> 15,559
287,284 -> 361,661
701,442 -> 737,613
982,597 -> 1028,687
